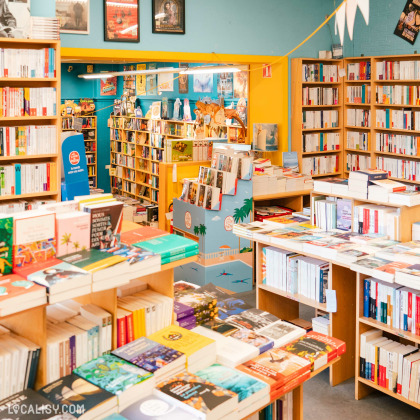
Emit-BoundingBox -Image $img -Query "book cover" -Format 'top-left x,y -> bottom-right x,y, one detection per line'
0,274 -> 45,308
374,261 -> 411,276
230,328 -> 274,353
56,212 -> 91,257
73,354 -> 153,395
111,337 -> 185,374
120,227 -> 168,246
134,234 -> 198,259
202,319 -> 239,336
120,393 -> 197,419
13,212 -> 56,268
156,372 -> 237,415
174,301 -> 195,320
196,363 -> 268,403
60,249 -> 126,273
38,373 -> 116,417
174,281 -> 199,296
171,140 -> 193,162
336,199 -> 352,231
0,215 -> 13,274
226,308 -> 279,330
237,347 -> 311,389
148,325 -> 214,358
175,291 -> 217,314
84,202 -> 123,249
257,320 -> 306,347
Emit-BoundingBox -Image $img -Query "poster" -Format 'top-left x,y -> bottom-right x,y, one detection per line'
4,0 -> 31,38
152,0 -> 185,34
56,0 -> 89,34
179,63 -> 189,93
158,72 -> 174,92
136,64 -> 146,95
394,0 -> 420,45
234,70 -> 248,98
104,0 -> 139,42
193,73 -> 213,93
217,72 -> 233,96
146,63 -> 158,95
253,123 -> 278,151
100,76 -> 117,96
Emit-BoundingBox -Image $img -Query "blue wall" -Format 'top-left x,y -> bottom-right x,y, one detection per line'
32,0 -> 335,57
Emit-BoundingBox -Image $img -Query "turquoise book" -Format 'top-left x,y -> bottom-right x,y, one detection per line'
73,354 -> 153,396
134,234 -> 198,258
161,249 -> 199,265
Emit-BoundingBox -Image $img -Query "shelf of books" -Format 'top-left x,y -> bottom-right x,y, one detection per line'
0,38 -> 61,209
344,57 -> 372,174
291,58 -> 343,178
355,272 -> 420,409
62,115 -> 97,189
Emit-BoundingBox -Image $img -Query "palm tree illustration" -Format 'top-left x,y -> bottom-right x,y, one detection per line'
61,233 -> 72,254
234,198 -> 253,250
194,225 -> 199,236
73,241 -> 80,252
199,224 -> 207,235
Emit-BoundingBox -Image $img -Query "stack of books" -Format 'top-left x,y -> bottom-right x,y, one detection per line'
30,17 -> 60,40
312,314 -> 330,335
348,169 -> 388,199
133,234 -> 198,265
174,301 -> 196,329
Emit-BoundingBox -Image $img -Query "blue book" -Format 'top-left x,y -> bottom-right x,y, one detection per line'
363,279 -> 370,318
134,234 -> 198,259
320,63 -> 323,81
14,164 -> 21,195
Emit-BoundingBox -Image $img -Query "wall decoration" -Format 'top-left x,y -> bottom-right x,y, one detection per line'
146,63 -> 158,95
178,62 -> 189,93
233,71 -> 248,99
56,0 -> 89,34
217,72 -> 233,96
136,63 -> 147,95
100,76 -> 117,96
152,0 -> 185,34
193,73 -> 213,93
2,0 -> 31,38
104,0 -> 139,42
394,0 -> 420,45
252,123 -> 278,151
158,72 -> 174,91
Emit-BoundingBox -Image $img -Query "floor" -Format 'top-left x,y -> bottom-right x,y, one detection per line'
233,289 -> 420,419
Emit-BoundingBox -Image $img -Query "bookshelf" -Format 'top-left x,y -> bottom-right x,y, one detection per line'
62,115 -> 97,189
0,221 -> 197,390
0,38 -> 61,204
291,58 -> 343,177
355,272 -> 420,410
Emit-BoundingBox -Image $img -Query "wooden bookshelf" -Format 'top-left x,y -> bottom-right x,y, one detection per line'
0,38 -> 61,205
291,58 -> 343,178
355,272 -> 420,409
62,115 -> 97,189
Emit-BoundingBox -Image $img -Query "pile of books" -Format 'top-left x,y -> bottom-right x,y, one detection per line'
29,17 -> 60,40
312,314 -> 330,335
360,329 -> 420,403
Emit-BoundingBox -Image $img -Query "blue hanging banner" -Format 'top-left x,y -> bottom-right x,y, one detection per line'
61,133 -> 90,200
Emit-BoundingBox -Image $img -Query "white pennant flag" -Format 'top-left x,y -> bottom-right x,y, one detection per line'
346,0 -> 358,40
336,3 -> 347,45
357,0 -> 369,25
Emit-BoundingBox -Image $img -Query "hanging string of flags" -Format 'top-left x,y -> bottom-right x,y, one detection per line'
335,0 -> 369,43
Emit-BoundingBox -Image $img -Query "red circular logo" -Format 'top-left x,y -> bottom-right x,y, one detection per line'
69,151 -> 80,165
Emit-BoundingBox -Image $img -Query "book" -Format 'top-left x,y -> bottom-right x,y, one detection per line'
225,308 -> 279,330
349,169 -> 388,181
161,249 -> 199,265
0,274 -> 46,316
256,320 -> 306,347
39,374 -> 117,419
120,391 -> 198,419
0,215 -> 13,274
56,211 -> 91,257
281,331 -> 346,371
134,234 -> 198,258
174,301 -> 195,320
155,372 -> 238,420
229,328 -> 274,354
120,226 -> 168,246
73,354 -> 155,411
111,337 -> 186,381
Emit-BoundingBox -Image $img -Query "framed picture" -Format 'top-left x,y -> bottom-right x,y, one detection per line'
100,77 -> 117,96
56,0 -> 89,34
104,0 -> 139,42
253,123 -> 278,151
152,0 -> 185,34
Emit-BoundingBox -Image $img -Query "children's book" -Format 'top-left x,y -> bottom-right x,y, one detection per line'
0,215 -> 13,274
56,211 -> 91,257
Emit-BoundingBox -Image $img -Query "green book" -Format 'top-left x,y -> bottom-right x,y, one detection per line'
0,216 -> 13,274
134,234 -> 198,259
59,249 -> 126,272
161,248 -> 199,265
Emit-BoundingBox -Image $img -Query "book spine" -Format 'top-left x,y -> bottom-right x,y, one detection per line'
126,312 -> 135,343
363,278 -> 370,318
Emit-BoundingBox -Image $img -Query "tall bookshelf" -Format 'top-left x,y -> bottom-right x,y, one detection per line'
0,38 -> 61,204
62,115 -> 97,189
291,58 -> 343,178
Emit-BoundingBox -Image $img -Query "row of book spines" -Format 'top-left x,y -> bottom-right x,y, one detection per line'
376,108 -> 420,130
376,85 -> 420,105
116,312 -> 135,348
347,61 -> 371,80
376,156 -> 420,181
376,133 -> 420,156
301,63 -> 338,82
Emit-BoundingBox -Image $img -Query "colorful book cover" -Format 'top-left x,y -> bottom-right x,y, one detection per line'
374,261 -> 411,275
0,274 -> 46,306
148,325 -> 214,358
398,263 -> 420,276
84,202 -> 123,249
236,348 -> 311,390
171,140 -> 193,162
73,355 -> 153,395
100,245 -> 158,265
120,227 -> 168,246
226,308 -> 279,330
156,372 -> 237,415
202,319 -> 239,336
230,328 -> 274,353
38,374 -> 116,416
59,249 -> 126,273
353,257 -> 391,270
174,281 -> 199,296
26,262 -> 90,292
161,249 -> 199,265
336,199 -> 352,231
0,215 -> 13,274
120,393 -> 197,419
56,212 -> 91,257
13,213 -> 56,268
111,337 -> 184,374
175,291 -> 217,315
134,234 -> 198,258
196,363 -> 268,403
174,301 -> 195,320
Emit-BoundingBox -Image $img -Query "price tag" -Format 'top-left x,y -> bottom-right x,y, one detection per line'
326,289 -> 337,313
338,68 -> 346,78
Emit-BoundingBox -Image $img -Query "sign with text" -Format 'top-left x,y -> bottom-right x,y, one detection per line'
263,64 -> 272,78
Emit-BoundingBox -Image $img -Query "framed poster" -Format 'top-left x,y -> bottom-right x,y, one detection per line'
178,62 -> 188,93
234,70 -> 248,99
152,0 -> 185,34
158,72 -> 174,92
394,0 -> 420,45
193,74 -> 213,93
104,0 -> 139,42
56,0 -> 89,34
136,64 -> 147,95
100,77 -> 117,96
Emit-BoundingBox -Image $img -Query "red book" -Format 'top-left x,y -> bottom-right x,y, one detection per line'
126,312 -> 135,343
116,311 -> 127,348
270,370 -> 310,400
120,226 -> 168,246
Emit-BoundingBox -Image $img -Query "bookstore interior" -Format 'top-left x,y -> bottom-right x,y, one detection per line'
4,0 -> 420,419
